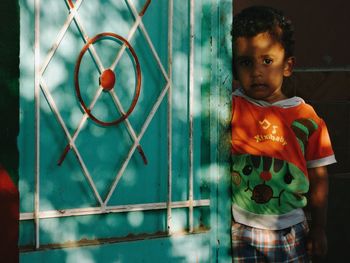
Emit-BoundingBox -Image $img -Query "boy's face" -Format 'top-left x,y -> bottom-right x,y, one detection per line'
234,32 -> 294,103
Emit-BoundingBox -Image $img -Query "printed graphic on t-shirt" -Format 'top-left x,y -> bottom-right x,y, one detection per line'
253,118 -> 318,153
254,118 -> 287,146
232,154 -> 309,215
291,118 -> 318,155
232,118 -> 319,215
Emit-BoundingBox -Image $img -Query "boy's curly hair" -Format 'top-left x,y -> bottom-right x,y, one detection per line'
232,6 -> 295,58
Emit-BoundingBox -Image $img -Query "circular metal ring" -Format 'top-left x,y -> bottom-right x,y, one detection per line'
75,32 -> 141,126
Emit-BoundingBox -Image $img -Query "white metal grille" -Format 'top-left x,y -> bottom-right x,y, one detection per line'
20,0 -> 210,249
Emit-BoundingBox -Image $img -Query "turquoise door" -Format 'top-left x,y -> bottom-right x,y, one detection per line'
19,0 -> 232,262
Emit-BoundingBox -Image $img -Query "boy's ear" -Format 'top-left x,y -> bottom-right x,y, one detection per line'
283,56 -> 295,77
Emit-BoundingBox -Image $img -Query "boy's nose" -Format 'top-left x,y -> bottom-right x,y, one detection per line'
252,64 -> 263,77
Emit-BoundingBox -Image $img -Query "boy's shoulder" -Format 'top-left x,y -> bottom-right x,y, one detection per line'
291,100 -> 322,120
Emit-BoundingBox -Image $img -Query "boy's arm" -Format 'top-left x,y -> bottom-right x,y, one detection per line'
307,166 -> 329,259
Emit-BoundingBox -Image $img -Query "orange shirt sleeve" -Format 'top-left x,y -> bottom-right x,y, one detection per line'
305,118 -> 334,162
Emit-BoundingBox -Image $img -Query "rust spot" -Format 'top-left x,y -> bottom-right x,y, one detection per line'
19,227 -> 210,252
139,0 -> 151,16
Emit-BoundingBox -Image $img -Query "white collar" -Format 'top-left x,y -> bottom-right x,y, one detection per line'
233,89 -> 305,108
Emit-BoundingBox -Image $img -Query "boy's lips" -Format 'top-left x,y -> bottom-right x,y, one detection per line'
251,83 -> 268,90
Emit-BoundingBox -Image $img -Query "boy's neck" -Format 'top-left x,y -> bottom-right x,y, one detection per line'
263,92 -> 288,103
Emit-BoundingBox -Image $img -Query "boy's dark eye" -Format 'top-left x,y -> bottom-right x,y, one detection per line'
263,58 -> 273,65
238,59 -> 252,67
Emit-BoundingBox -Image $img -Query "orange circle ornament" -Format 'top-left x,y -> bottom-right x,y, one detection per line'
100,69 -> 116,91
75,32 -> 141,126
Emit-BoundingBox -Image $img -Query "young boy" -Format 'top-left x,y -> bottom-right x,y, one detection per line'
231,6 -> 336,262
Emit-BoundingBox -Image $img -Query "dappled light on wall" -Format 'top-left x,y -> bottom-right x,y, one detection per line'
18,1 -> 221,261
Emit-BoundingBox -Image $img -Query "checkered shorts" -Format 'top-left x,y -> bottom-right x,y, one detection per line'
232,221 -> 310,263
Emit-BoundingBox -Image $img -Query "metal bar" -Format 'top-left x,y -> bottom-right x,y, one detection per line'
39,79 -> 104,206
66,0 -> 104,72
39,0 -> 84,76
20,227 -> 209,252
110,0 -> 152,72
166,0 -> 173,234
125,0 -> 170,82
57,1 -> 107,164
109,90 -> 144,156
104,81 -> 170,206
20,199 -> 210,220
294,67 -> 350,72
188,0 -> 195,233
34,0 -> 41,249
110,11 -> 143,70
57,87 -> 104,165
139,0 -> 151,16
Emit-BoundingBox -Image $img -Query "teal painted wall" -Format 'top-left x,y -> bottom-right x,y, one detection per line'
18,0 -> 232,262
21,233 -> 211,263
